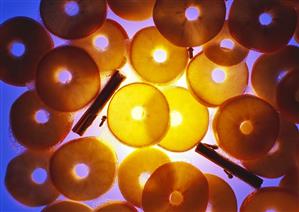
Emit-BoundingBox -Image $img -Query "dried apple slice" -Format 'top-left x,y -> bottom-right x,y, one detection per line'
71,19 -> 128,73
153,0 -> 226,47
213,95 -> 279,161
277,70 -> 299,123
5,151 -> 59,206
10,91 -> 73,150
251,45 -> 299,107
243,118 -> 299,178
108,83 -> 169,147
228,0 -> 297,53
240,187 -> 299,212
50,137 -> 116,200
142,162 -> 209,212
203,22 -> 249,66
36,46 -> 100,112
205,174 -> 237,212
95,201 -> 137,212
42,201 -> 92,212
130,27 -> 188,84
107,0 -> 155,21
187,53 -> 248,107
40,0 -> 106,39
159,87 -> 209,152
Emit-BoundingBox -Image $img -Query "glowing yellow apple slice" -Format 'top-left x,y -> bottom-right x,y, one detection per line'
108,83 -> 169,147
130,27 -> 188,84
159,87 -> 209,152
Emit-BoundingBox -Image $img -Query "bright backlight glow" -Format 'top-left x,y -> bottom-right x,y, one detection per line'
64,1 -> 80,16
139,172 -> 150,187
171,111 -> 183,127
57,69 -> 73,84
185,6 -> 200,21
220,39 -> 235,50
259,13 -> 272,26
93,35 -> 109,51
31,168 -> 47,184
73,163 -> 90,179
212,69 -> 226,83
153,49 -> 167,63
10,41 -> 26,57
34,109 -> 50,124
131,106 -> 145,120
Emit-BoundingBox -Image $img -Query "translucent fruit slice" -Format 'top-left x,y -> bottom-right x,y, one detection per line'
187,53 -> 248,107
279,168 -> 299,196
95,201 -> 137,212
42,201 -> 92,212
107,0 -> 155,21
108,83 -> 169,147
153,0 -> 226,47
243,118 -> 299,178
240,187 -> 299,212
72,19 -> 128,73
277,70 -> 299,123
40,0 -> 106,39
5,151 -> 59,207
228,0 -> 297,53
36,46 -> 100,112
118,147 -> 170,207
0,17 -> 53,86
159,87 -> 209,152
50,137 -> 116,201
251,45 -> 299,107
203,22 -> 249,66
205,174 -> 237,212
142,162 -> 209,212
10,91 -> 73,150
130,27 -> 188,84
213,95 -> 279,161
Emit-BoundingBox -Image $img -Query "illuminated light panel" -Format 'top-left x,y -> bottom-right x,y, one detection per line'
93,35 -> 109,51
240,120 -> 254,135
138,172 -> 151,187
212,68 -> 226,83
170,110 -> 183,127
220,39 -> 235,50
153,49 -> 167,63
131,106 -> 146,121
64,1 -> 80,16
31,168 -> 47,184
185,6 -> 200,21
10,41 -> 26,57
169,190 -> 184,206
73,163 -> 90,179
259,13 -> 272,26
34,109 -> 50,124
